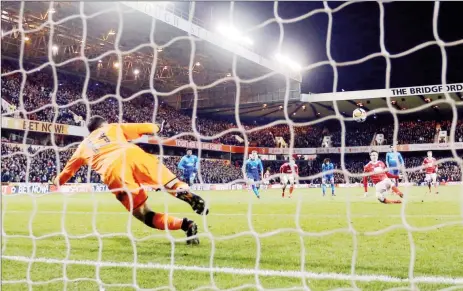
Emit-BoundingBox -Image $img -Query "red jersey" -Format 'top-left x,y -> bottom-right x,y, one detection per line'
280,163 -> 299,175
422,157 -> 437,174
363,160 -> 399,191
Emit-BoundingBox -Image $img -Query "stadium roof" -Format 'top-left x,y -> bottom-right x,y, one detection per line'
1,2 -> 301,108
197,83 -> 463,121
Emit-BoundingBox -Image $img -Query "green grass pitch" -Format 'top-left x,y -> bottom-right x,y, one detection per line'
2,186 -> 463,290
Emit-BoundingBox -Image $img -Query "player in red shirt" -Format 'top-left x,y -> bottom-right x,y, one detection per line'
363,150 -> 404,204
280,159 -> 299,198
423,151 -> 439,194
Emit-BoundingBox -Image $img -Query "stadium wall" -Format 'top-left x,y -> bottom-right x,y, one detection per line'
2,182 -> 461,195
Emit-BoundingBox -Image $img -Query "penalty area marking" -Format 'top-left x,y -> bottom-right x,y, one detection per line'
2,255 -> 463,285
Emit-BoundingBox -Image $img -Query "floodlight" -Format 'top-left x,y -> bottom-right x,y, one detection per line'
217,24 -> 253,46
275,53 -> 301,71
242,37 -> 253,46
133,69 -> 140,75
154,2 -> 170,7
113,62 -> 120,68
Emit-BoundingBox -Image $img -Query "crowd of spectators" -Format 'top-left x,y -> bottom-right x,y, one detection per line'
2,143 -> 461,185
3,63 -> 462,148
1,143 -> 243,184
440,120 -> 463,142
397,121 -> 437,144
329,122 -> 381,147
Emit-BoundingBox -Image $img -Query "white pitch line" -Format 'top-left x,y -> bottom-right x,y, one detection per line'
3,210 -> 462,218
2,255 -> 463,285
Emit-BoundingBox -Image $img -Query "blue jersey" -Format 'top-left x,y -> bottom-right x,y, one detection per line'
178,155 -> 199,174
245,158 -> 263,180
386,152 -> 404,175
322,163 -> 334,179
386,152 -> 404,171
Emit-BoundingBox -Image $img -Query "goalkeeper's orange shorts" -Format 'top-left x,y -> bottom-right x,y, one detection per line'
104,153 -> 178,211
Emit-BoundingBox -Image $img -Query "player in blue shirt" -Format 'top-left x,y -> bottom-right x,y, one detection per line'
386,145 -> 404,187
321,158 -> 335,196
178,150 -> 199,186
245,151 -> 264,199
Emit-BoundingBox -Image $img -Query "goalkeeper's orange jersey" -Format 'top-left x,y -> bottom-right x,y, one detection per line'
57,123 -> 159,185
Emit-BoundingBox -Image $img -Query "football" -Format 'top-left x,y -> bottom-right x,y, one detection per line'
353,108 -> 367,122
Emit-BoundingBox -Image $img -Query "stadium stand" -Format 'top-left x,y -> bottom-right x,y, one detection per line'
2,63 -> 462,148
1,60 -> 462,186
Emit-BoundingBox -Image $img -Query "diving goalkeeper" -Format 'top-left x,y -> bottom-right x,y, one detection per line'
53,116 -> 208,244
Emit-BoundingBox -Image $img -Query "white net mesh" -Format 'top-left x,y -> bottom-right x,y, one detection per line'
2,1 -> 463,291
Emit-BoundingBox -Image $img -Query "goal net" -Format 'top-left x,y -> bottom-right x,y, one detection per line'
1,1 -> 463,290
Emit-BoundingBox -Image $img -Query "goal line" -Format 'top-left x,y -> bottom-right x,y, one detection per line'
3,255 -> 463,285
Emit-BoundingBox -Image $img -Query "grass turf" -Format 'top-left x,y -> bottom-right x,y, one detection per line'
2,186 -> 463,290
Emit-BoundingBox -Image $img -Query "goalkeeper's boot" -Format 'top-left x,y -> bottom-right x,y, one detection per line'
176,191 -> 209,215
182,219 -> 199,245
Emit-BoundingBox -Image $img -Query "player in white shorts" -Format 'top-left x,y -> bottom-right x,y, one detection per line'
280,159 -> 299,198
422,151 -> 438,194
363,151 -> 404,204
263,168 -> 271,189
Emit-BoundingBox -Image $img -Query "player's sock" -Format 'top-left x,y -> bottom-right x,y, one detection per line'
384,198 -> 402,204
331,183 -> 335,196
428,182 -> 431,193
251,185 -> 260,198
322,184 -> 326,196
379,198 -> 401,204
391,186 -> 403,198
289,185 -> 294,197
395,178 -> 399,187
282,186 -> 285,197
144,211 -> 183,230
147,213 -> 199,244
